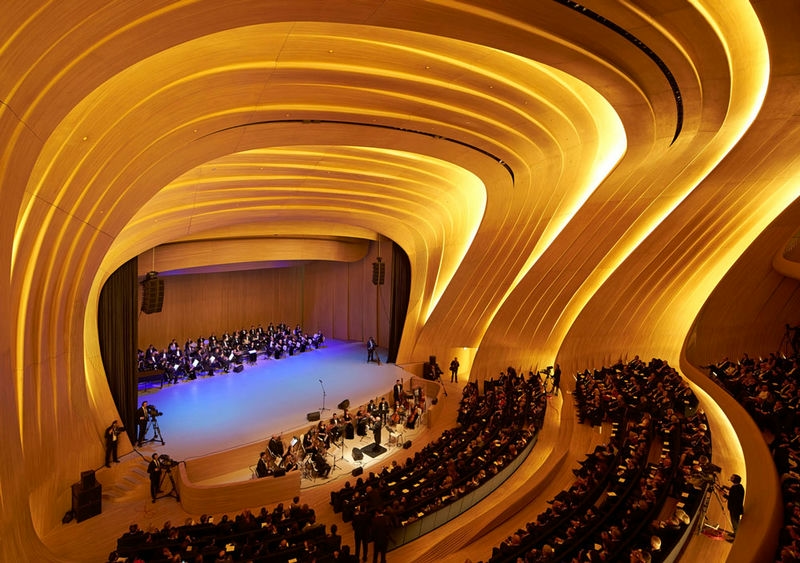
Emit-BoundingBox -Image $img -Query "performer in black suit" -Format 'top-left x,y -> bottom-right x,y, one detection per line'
136,401 -> 149,447
256,451 -> 271,478
372,418 -> 382,446
392,379 -> 403,406
268,435 -> 285,462
147,453 -> 162,502
104,420 -> 123,467
378,398 -> 389,425
367,337 -> 377,363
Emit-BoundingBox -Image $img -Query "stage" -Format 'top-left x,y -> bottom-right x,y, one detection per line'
136,339 -> 416,469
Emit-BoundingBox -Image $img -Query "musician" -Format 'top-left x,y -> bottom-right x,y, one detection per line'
302,429 -> 316,453
283,452 -> 298,472
367,336 -> 377,362
256,451 -> 272,478
393,379 -> 404,406
356,411 -> 369,437
372,417 -> 382,446
312,451 -> 331,478
367,399 -> 378,418
268,435 -> 285,459
378,398 -> 390,425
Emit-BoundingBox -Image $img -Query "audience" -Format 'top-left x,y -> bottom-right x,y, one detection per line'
487,357 -> 706,563
706,348 -> 800,562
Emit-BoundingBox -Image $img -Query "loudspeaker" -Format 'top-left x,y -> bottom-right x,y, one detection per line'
371,260 -> 385,285
352,447 -> 363,461
307,411 -> 321,422
273,468 -> 286,478
337,399 -> 350,410
80,469 -> 96,490
233,364 -> 244,373
141,276 -> 164,314
352,466 -> 363,477
71,482 -> 101,522
403,440 -> 412,449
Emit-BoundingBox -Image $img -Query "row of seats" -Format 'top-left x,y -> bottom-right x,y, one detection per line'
112,501 -> 345,562
330,368 -> 547,535
485,358 -> 708,563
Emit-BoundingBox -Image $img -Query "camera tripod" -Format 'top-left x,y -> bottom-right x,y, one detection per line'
697,477 -> 731,538
156,466 -> 180,502
144,416 -> 165,445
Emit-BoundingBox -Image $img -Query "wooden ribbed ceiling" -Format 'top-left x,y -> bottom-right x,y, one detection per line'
2,1 -> 800,561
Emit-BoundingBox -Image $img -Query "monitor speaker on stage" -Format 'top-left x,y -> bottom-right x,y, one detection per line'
352,467 -> 363,477
80,469 -> 96,490
403,440 -> 412,449
233,364 -> 244,373
307,411 -> 321,422
352,447 -> 363,461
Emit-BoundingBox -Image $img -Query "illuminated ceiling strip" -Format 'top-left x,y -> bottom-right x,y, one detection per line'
554,0 -> 684,144
200,119 -> 515,181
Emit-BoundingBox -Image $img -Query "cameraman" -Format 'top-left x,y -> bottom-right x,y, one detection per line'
136,401 -> 149,447
147,453 -> 162,502
723,474 -> 745,537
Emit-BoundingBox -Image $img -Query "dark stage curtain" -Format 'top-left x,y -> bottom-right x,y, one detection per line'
387,242 -> 410,363
97,257 -> 139,442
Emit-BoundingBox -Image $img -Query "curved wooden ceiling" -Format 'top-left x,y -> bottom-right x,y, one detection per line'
2,1 -> 799,561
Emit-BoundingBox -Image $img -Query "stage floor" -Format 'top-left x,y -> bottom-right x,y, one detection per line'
137,339 -> 410,462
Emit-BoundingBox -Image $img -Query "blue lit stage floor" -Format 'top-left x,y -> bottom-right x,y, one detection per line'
137,339 -> 408,462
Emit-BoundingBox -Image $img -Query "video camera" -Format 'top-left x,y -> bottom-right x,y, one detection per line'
158,454 -> 178,469
147,404 -> 164,418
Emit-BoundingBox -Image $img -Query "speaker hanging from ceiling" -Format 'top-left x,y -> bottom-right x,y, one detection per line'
141,271 -> 164,314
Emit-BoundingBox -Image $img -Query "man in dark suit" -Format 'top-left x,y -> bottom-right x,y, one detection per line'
147,453 -> 162,502
352,506 -> 371,562
256,451 -> 271,478
370,509 -> 391,563
392,379 -> 403,406
136,401 -> 149,447
725,473 -> 745,536
104,420 -> 122,467
449,357 -> 460,382
367,337 -> 376,362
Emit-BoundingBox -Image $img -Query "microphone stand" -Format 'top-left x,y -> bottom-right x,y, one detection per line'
319,379 -> 329,413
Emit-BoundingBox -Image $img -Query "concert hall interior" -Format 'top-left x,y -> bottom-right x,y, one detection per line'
2,1 -> 800,562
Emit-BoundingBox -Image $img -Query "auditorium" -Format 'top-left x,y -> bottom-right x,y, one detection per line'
1,2 -> 799,562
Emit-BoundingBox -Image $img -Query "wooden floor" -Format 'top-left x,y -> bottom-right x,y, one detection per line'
42,378 -> 734,563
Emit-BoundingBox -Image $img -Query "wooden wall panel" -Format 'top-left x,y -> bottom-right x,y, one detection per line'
138,248 -> 392,350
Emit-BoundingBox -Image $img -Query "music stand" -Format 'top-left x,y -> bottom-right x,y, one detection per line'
319,379 -> 329,413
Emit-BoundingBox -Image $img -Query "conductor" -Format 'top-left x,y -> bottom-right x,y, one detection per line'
724,474 -> 745,537
372,418 -> 382,446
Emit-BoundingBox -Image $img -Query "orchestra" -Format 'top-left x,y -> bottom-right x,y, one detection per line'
251,383 -> 427,481
137,323 -> 325,384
